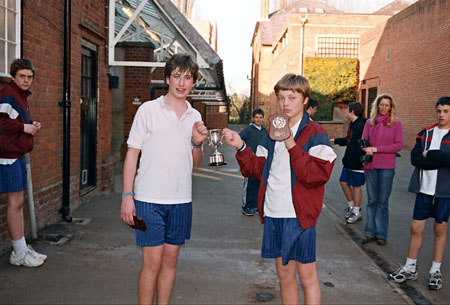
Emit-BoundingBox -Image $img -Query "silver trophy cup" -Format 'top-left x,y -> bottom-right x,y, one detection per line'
207,129 -> 227,166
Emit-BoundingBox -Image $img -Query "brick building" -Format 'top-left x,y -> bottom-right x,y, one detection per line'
251,0 -> 449,148
0,0 -> 226,254
360,0 -> 450,149
251,0 -> 390,126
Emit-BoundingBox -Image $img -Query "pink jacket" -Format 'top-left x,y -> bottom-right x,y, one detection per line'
362,115 -> 403,170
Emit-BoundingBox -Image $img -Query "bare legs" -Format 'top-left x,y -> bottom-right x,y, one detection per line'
6,191 -> 25,240
407,219 -> 447,263
139,243 -> 180,305
276,258 -> 321,305
339,182 -> 362,208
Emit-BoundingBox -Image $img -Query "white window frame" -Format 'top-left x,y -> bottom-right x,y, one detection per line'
0,0 -> 21,77
315,34 -> 360,58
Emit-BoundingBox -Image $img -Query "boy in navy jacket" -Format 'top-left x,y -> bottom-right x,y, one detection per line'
389,96 -> 450,290
239,108 -> 267,216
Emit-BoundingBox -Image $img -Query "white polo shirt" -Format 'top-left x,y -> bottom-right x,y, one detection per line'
127,96 -> 201,204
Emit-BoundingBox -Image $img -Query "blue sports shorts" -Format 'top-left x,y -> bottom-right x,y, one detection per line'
0,159 -> 27,193
339,168 -> 365,187
134,199 -> 192,247
261,217 -> 316,265
413,193 -> 450,223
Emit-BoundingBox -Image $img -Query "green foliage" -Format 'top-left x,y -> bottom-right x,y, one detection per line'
228,93 -> 251,124
303,57 -> 359,121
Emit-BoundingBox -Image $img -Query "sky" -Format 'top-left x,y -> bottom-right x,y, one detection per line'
192,0 -> 260,96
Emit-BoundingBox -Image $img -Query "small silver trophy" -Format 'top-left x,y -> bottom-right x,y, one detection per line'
207,129 -> 227,166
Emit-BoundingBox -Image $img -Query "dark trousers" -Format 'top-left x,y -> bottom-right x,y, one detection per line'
242,177 -> 260,211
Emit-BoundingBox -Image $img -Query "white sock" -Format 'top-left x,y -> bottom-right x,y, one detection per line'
353,207 -> 361,213
404,257 -> 417,272
11,237 -> 27,255
430,261 -> 441,274
347,201 -> 354,208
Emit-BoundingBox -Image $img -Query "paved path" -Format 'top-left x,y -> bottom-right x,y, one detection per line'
326,145 -> 450,305
0,126 -> 414,304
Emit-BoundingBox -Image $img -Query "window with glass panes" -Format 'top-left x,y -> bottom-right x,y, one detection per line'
0,0 -> 20,75
317,36 -> 359,58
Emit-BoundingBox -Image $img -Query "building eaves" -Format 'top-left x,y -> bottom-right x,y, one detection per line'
155,0 -> 226,99
260,0 -> 343,45
373,0 -> 412,15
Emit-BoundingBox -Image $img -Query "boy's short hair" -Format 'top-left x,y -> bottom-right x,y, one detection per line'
274,73 -> 310,98
164,53 -> 199,83
252,108 -> 264,117
436,96 -> 450,108
10,58 -> 35,77
306,98 -> 318,110
348,102 -> 364,117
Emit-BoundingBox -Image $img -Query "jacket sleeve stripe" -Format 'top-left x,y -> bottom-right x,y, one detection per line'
308,144 -> 337,162
0,103 -> 19,119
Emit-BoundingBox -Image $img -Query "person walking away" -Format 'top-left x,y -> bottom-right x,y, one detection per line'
331,102 -> 367,224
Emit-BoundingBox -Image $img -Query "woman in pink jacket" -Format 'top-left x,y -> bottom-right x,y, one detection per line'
361,94 -> 403,246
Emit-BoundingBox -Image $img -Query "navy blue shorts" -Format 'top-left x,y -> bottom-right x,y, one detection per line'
134,199 -> 192,247
261,217 -> 316,265
413,193 -> 450,223
339,168 -> 365,187
0,159 -> 27,193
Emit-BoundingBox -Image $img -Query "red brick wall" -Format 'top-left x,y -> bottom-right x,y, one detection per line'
360,0 -> 450,149
0,0 -> 113,252
319,121 -> 346,140
123,46 -> 154,142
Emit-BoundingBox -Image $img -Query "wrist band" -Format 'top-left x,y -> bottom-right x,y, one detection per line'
122,191 -> 133,198
237,142 -> 246,152
191,138 -> 202,149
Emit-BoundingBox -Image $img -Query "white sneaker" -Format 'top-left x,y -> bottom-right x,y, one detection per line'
27,245 -> 47,261
347,211 -> 362,224
344,206 -> 353,219
9,250 -> 44,267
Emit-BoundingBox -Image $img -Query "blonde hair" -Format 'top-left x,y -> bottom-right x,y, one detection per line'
274,73 -> 310,98
369,93 -> 397,127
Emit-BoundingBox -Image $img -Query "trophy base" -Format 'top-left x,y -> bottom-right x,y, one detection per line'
209,161 -> 227,166
209,154 -> 226,166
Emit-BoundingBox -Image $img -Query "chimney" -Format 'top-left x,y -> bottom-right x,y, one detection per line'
260,0 -> 269,19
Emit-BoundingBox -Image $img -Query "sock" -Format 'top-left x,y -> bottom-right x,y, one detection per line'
11,237 -> 27,255
347,201 -> 354,208
404,257 -> 417,272
353,207 -> 361,214
430,261 -> 441,274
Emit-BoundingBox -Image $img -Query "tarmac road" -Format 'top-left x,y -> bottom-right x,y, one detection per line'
0,125 -> 415,304
326,145 -> 450,305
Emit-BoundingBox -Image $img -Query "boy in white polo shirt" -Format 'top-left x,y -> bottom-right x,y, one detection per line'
120,54 -> 207,304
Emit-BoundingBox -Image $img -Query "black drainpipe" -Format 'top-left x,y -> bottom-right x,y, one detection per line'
58,0 -> 72,222
20,1 -> 23,58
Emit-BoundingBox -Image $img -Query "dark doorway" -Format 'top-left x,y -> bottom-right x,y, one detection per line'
367,87 -> 378,117
80,45 -> 97,194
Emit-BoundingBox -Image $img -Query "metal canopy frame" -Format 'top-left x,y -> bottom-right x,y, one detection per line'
108,0 -> 224,98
